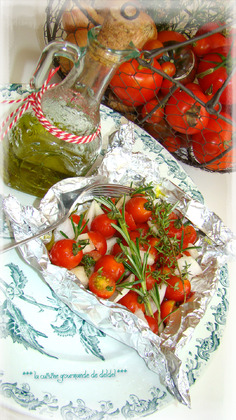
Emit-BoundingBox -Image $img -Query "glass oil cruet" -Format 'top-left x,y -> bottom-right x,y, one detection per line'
2,4 -> 144,197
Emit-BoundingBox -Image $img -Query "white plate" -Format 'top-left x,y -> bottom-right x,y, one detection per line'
0,84 -> 229,419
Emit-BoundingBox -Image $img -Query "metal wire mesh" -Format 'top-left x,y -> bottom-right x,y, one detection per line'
44,0 -> 236,172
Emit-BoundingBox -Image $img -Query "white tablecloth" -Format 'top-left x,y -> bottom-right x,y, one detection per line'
1,1 -> 236,419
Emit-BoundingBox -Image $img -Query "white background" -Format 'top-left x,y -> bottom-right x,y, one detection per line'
0,1 -> 236,419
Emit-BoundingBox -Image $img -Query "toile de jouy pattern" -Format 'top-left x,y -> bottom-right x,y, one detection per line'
0,84 -> 229,419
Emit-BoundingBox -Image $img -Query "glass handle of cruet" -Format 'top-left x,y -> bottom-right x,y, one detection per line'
30,40 -> 83,89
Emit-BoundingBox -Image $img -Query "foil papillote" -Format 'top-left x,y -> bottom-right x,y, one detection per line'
2,121 -> 236,408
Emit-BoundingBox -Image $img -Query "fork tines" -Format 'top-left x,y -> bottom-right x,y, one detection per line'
91,184 -> 133,198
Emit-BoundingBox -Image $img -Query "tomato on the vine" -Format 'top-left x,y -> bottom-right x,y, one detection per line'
118,290 -> 145,313
89,271 -> 116,299
165,275 -> 191,302
158,61 -> 177,96
195,22 -> 226,36
192,22 -> 229,56
165,87 -> 210,134
184,82 -> 202,92
142,39 -> 164,59
193,30 -> 228,57
94,254 -> 125,282
157,30 -> 187,44
160,78 -> 175,95
196,47 -> 236,105
141,99 -> 164,124
158,40 -> 197,94
109,54 -> 163,107
161,135 -> 183,153
161,61 -> 176,77
49,239 -> 83,269
143,117 -> 175,141
191,111 -> 236,170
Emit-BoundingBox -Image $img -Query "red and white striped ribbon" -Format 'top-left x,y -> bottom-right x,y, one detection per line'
0,67 -> 101,143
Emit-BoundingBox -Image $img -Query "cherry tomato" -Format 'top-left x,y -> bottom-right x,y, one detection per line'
161,61 -> 176,77
193,33 -> 228,57
102,198 -> 116,213
91,213 -> 117,239
184,82 -> 202,92
89,271 -> 116,299
145,265 -> 158,290
195,22 -> 226,36
158,265 -> 172,282
165,87 -> 210,135
146,236 -> 160,262
136,222 -> 150,237
145,314 -> 159,334
192,22 -> 229,56
161,135 -> 183,153
166,212 -> 184,239
49,239 -> 83,270
70,214 -> 88,233
86,231 -> 107,259
196,47 -> 236,105
110,54 -> 163,107
128,230 -> 141,245
160,299 -> 176,323
165,275 -> 191,302
94,254 -> 125,282
191,111 -> 236,170
111,241 -> 123,257
160,77 -> 175,95
141,99 -> 164,124
158,61 -> 177,97
183,225 -> 198,245
142,39 -> 164,59
122,210 -> 137,231
143,117 -> 175,141
157,30 -> 187,44
125,196 -> 152,223
118,290 -> 145,313
147,236 -> 160,248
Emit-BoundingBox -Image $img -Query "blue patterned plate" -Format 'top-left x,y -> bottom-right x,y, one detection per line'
0,85 -> 228,419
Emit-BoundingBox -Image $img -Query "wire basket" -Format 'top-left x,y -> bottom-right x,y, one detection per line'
44,0 -> 236,172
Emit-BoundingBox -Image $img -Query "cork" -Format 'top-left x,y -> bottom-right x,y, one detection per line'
96,0 -> 157,50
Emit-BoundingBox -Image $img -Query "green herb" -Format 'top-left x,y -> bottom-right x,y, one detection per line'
95,183 -> 201,320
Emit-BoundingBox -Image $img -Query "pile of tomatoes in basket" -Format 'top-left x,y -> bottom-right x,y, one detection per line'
109,22 -> 236,171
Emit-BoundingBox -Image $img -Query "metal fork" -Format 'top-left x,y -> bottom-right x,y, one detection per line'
1,183 -> 133,253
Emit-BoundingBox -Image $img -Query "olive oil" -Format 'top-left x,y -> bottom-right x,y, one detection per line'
4,111 -> 101,197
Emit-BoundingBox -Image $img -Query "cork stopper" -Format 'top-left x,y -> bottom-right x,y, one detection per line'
96,0 -> 157,50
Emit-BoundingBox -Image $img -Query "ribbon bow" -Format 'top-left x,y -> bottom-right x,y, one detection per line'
0,67 -> 101,144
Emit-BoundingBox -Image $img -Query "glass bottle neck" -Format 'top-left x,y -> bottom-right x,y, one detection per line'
59,26 -> 139,105
64,48 -> 119,105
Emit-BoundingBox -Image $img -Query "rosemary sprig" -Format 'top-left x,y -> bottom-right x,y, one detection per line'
95,194 -> 154,316
95,184 -> 200,319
